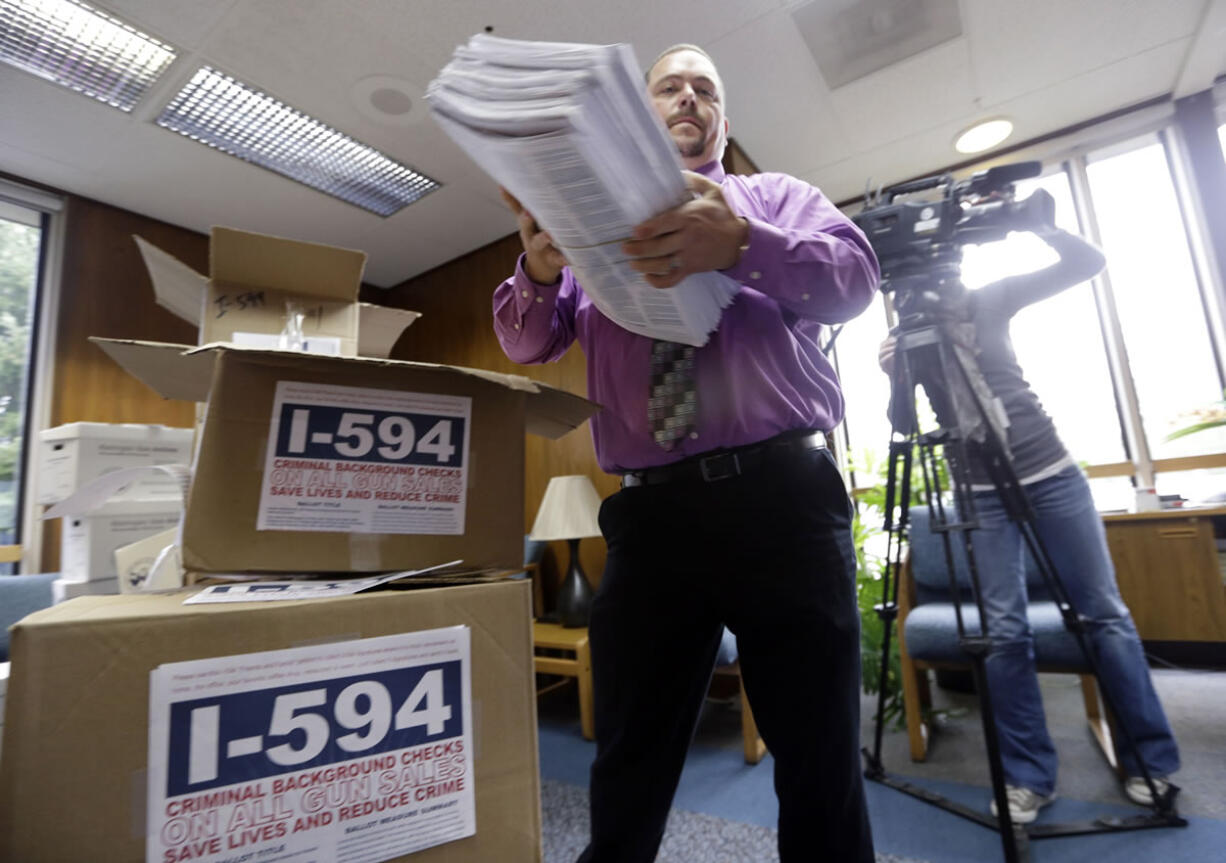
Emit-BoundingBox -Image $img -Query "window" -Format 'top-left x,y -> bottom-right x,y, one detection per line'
837,110 -> 1226,512
961,170 -> 1124,469
1086,137 -> 1225,461
832,295 -> 892,487
0,196 -> 44,573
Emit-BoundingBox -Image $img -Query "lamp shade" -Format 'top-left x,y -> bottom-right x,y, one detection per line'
529,475 -> 603,541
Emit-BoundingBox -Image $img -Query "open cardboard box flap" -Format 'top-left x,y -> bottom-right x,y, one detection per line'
359,301 -> 421,358
134,228 -> 421,358
91,338 -> 599,439
208,225 -> 365,301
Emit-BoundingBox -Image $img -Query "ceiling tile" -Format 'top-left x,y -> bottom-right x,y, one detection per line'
96,0 -> 234,49
808,36 -> 1191,205
963,0 -> 1206,104
2,0 -> 1217,287
708,8 -> 856,179
827,37 -> 975,152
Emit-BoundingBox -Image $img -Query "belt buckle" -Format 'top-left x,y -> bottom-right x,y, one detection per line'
699,452 -> 740,482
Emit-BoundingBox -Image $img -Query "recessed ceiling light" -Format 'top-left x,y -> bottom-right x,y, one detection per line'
954,118 -> 1014,154
0,0 -> 176,111
156,67 -> 441,217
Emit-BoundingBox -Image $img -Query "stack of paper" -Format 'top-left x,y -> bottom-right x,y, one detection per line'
427,34 -> 740,347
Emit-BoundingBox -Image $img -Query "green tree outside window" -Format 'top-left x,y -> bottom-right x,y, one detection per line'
0,218 -> 40,547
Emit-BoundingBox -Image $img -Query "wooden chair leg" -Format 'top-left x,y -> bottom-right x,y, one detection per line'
900,652 -> 930,761
1080,674 -> 1121,775
575,634 -> 595,742
739,677 -> 767,765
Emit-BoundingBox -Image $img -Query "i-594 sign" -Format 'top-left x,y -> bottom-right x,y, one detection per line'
147,628 -> 475,863
257,381 -> 472,535
274,404 -> 463,466
164,662 -> 462,796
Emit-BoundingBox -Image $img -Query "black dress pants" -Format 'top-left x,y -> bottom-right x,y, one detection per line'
576,447 -> 875,862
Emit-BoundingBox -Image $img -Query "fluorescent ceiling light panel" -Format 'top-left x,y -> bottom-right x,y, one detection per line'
156,67 -> 441,217
0,0 -> 176,111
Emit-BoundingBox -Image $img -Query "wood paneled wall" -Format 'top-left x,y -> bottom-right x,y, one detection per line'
53,196 -> 203,426
368,235 -> 617,598
42,195 -> 205,567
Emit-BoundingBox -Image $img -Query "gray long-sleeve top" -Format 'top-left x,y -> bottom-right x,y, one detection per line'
966,228 -> 1108,486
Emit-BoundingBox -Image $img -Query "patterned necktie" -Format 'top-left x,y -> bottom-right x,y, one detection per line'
648,339 -> 697,450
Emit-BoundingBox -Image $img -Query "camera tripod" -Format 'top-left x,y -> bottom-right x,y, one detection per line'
860,320 -> 1188,863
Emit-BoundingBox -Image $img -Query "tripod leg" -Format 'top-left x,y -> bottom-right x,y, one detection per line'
868,329 -> 1035,862
937,436 -> 1025,863
865,437 -> 911,778
864,314 -> 1186,852
962,385 -> 1181,816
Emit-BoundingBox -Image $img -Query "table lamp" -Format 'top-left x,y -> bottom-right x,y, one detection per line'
530,475 -> 603,628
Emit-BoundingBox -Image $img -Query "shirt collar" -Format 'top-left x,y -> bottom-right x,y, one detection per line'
695,159 -> 726,182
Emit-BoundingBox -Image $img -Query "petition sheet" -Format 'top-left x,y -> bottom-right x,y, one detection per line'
428,34 -> 739,346
256,381 -> 471,535
147,627 -> 474,863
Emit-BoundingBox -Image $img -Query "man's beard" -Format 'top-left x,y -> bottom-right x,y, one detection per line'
677,137 -> 706,159
670,115 -> 707,159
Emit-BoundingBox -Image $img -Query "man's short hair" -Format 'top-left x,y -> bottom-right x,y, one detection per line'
644,43 -> 722,99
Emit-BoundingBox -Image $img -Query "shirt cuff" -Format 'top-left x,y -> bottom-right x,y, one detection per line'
514,253 -> 563,314
722,216 -> 785,287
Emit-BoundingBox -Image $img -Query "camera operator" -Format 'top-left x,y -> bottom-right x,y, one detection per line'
879,206 -> 1181,824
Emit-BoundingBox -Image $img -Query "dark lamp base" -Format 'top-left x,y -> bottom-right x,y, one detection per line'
556,537 -> 594,628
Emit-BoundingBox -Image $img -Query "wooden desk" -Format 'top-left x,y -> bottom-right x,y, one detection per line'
1103,506 -> 1226,643
533,621 -> 594,741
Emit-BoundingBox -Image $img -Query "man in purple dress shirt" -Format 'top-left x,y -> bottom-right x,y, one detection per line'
495,45 -> 879,862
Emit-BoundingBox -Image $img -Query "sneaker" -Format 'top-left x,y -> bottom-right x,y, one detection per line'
1123,776 -> 1170,806
989,785 -> 1056,824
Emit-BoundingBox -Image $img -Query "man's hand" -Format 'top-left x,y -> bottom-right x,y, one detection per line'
622,171 -> 750,289
501,188 -> 567,285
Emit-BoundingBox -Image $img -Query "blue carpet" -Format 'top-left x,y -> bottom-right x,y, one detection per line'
538,718 -> 1224,862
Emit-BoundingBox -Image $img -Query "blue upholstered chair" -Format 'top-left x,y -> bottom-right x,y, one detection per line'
898,506 -> 1117,768
1,573 -> 56,662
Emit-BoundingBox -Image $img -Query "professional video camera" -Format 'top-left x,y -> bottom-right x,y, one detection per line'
854,161 -> 1053,449
853,160 -> 1055,325
854,159 -> 1055,279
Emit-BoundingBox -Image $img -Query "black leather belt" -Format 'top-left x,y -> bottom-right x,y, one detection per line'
621,430 -> 827,488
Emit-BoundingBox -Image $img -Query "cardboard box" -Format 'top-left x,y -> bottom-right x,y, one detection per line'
60,500 -> 182,582
94,339 -> 596,576
0,580 -> 541,863
53,576 -> 120,602
115,528 -> 183,593
37,422 -> 194,505
134,227 -> 421,357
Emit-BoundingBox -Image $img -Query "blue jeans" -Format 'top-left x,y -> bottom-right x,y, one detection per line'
967,465 -> 1180,796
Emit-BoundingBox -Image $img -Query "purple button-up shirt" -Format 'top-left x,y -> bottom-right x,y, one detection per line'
493,160 -> 879,473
